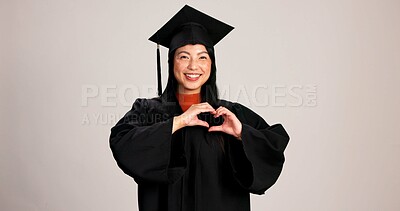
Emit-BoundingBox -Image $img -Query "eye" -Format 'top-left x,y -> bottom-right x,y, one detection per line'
199,56 -> 208,60
179,55 -> 189,59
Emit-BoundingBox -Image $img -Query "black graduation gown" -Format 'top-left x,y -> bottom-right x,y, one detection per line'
109,97 -> 289,211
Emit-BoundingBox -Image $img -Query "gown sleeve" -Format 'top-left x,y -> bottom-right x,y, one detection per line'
227,103 -> 290,195
109,98 -> 186,184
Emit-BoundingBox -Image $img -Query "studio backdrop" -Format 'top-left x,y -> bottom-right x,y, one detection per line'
1,0 -> 399,210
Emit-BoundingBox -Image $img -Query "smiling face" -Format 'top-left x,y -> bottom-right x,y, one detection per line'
173,44 -> 212,94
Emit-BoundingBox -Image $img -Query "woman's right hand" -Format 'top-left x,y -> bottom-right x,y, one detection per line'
172,102 -> 216,134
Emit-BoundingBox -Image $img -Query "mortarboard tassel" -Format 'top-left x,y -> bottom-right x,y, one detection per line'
157,44 -> 162,96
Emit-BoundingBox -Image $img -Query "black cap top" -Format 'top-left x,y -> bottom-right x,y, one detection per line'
149,5 -> 234,51
149,5 -> 234,96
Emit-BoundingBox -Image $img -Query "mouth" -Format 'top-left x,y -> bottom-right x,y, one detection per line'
184,73 -> 201,81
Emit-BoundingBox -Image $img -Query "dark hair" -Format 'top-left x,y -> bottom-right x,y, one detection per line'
161,46 -> 219,107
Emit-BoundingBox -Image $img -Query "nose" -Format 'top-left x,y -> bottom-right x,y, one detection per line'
187,59 -> 198,70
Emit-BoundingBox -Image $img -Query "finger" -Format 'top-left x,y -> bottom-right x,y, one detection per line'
214,106 -> 223,113
192,119 -> 210,128
198,103 -> 217,113
191,102 -> 214,109
208,125 -> 223,132
196,107 -> 216,115
215,107 -> 231,118
215,106 -> 229,113
220,107 -> 232,114
199,102 -> 213,107
195,102 -> 213,108
187,105 -> 215,115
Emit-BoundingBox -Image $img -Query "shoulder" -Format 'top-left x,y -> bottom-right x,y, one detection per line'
128,97 -> 173,124
218,99 -> 237,109
219,99 -> 268,127
131,97 -> 177,118
218,99 -> 251,114
131,97 -> 163,110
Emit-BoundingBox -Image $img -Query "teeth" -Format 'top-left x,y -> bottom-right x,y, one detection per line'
185,74 -> 200,78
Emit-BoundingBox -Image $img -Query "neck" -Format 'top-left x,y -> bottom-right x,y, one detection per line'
176,92 -> 201,112
177,85 -> 201,95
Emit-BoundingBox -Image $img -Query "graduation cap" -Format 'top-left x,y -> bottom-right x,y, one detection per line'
148,5 -> 234,96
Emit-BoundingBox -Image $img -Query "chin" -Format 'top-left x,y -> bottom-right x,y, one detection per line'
180,84 -> 202,93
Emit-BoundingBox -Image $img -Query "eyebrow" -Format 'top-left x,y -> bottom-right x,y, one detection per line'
176,50 -> 209,55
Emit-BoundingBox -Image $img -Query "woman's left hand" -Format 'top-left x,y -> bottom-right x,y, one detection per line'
208,106 -> 242,140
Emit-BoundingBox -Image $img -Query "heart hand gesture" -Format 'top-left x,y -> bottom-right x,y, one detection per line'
208,106 -> 242,140
172,104 -> 242,140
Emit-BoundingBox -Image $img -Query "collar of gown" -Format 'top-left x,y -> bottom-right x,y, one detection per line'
176,92 -> 201,112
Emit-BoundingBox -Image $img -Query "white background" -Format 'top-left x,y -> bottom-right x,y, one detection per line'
1,0 -> 399,210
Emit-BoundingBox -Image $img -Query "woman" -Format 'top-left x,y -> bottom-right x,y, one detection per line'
110,5 -> 289,211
